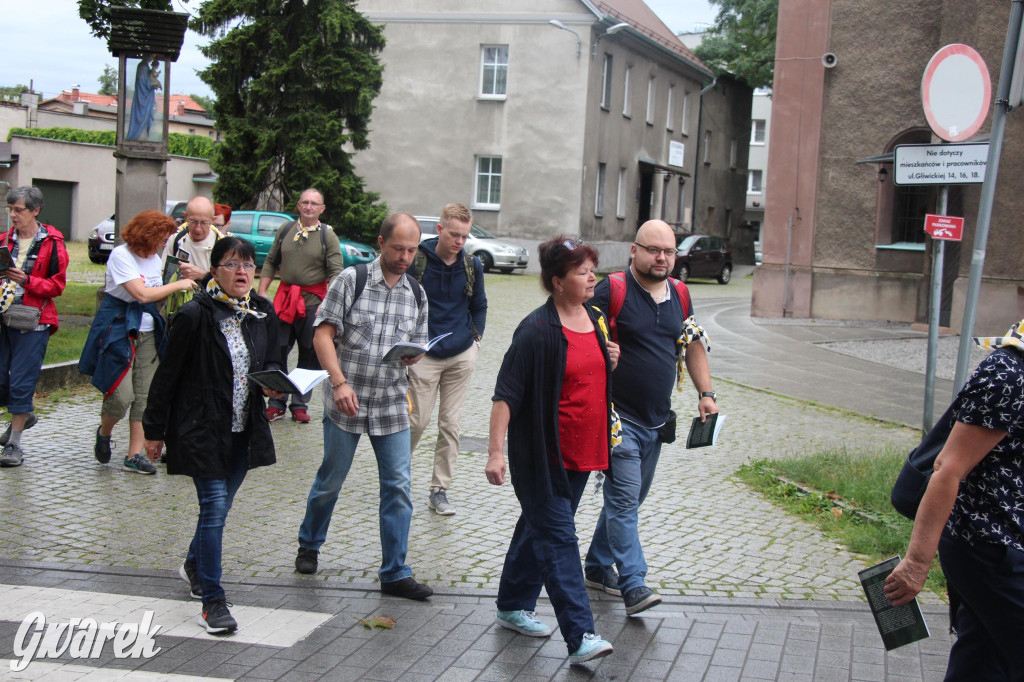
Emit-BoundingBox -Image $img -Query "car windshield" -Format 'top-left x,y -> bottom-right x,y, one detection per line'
470,224 -> 495,239
678,235 -> 700,251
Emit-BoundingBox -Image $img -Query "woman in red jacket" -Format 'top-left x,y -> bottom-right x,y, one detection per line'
0,186 -> 69,468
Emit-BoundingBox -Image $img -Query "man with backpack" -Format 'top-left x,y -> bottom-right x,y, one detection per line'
584,219 -> 717,615
408,204 -> 488,515
294,213 -> 434,601
257,188 -> 344,423
162,196 -> 225,317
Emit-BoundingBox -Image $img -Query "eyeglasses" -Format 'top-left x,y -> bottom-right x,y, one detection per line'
634,242 -> 676,258
188,220 -> 213,228
561,238 -> 584,251
215,261 -> 256,271
298,201 -> 324,207
5,206 -> 30,215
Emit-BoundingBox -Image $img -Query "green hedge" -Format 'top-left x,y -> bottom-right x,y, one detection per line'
8,127 -> 216,160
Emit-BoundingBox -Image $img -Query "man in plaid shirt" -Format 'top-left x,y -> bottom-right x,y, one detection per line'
294,213 -> 434,601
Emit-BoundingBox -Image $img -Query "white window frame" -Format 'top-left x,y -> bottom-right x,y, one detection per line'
479,45 -> 509,100
681,91 -> 690,134
666,85 -> 675,131
748,169 -> 764,194
751,119 -> 767,145
601,54 -> 613,110
703,131 -> 712,164
473,156 -> 502,210
622,66 -> 632,118
646,77 -> 655,125
595,163 -> 607,217
617,167 -> 627,218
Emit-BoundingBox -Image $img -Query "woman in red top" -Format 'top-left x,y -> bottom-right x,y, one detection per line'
486,236 -> 620,664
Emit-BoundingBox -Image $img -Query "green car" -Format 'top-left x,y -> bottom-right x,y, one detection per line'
227,211 -> 377,268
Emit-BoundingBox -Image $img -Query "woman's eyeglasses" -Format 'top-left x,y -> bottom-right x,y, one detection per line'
561,238 -> 584,251
215,262 -> 256,271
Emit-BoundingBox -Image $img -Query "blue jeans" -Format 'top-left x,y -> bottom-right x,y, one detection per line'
0,324 -> 49,414
585,418 -> 661,593
189,432 -> 249,605
298,418 -> 413,582
497,469 -> 593,654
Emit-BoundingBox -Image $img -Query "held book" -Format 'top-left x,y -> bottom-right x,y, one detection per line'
162,250 -> 191,284
381,332 -> 452,363
247,368 -> 328,395
858,555 -> 930,651
0,246 -> 13,271
686,413 -> 725,449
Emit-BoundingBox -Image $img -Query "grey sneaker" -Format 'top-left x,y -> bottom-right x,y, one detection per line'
623,585 -> 662,615
428,489 -> 456,515
0,412 -> 36,446
584,565 -> 621,596
123,453 -> 156,475
0,443 -> 25,467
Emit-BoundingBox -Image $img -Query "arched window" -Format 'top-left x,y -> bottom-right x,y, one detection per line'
876,128 -> 935,246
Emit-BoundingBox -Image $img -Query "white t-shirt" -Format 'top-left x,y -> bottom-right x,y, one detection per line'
105,244 -> 163,332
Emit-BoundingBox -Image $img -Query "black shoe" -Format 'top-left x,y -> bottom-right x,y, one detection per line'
198,599 -> 237,634
179,561 -> 202,599
380,577 -> 433,601
584,565 -> 621,596
295,547 -> 319,574
94,426 -> 112,464
623,585 -> 662,615
0,412 -> 37,446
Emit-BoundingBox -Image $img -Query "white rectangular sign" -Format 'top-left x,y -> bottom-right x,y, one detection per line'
894,143 -> 989,185
668,140 -> 685,167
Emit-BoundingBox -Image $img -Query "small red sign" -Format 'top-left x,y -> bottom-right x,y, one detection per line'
924,214 -> 964,241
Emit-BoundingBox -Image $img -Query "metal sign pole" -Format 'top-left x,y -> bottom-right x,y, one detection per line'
953,0 -> 1024,394
923,185 -> 948,433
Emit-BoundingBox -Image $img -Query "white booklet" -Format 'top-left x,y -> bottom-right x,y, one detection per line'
247,368 -> 329,394
382,332 -> 452,363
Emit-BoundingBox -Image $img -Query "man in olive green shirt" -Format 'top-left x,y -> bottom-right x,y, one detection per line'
258,188 -> 344,423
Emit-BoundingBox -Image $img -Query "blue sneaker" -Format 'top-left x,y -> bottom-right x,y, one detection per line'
495,610 -> 553,637
569,633 -> 613,664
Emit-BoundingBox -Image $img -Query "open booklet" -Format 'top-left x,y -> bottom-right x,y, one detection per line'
382,332 -> 452,363
858,555 -> 930,650
247,368 -> 328,395
686,413 -> 725,448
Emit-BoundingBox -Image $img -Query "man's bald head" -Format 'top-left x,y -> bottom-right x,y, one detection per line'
631,219 -> 677,284
636,220 -> 675,246
184,196 -> 215,242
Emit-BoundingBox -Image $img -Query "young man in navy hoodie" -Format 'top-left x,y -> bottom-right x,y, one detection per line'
408,203 -> 488,515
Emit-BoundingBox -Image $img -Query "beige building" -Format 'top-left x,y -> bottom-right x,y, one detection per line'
354,0 -> 713,256
753,0 -> 1024,332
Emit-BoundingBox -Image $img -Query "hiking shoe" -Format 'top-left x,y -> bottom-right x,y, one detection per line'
0,412 -> 36,445
266,406 -> 286,422
623,585 -> 662,615
0,443 -> 25,467
291,408 -> 311,424
179,561 -> 202,599
584,565 -> 621,596
569,633 -> 613,664
428,489 -> 456,515
94,426 -> 112,464
380,577 -> 433,601
123,453 -> 156,475
295,547 -> 319,574
495,610 -> 553,637
198,599 -> 237,634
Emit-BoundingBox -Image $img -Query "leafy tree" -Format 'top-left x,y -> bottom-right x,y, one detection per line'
78,0 -> 176,40
190,93 -> 215,112
98,64 -> 119,96
693,0 -> 778,89
194,0 -> 389,242
0,84 -> 39,102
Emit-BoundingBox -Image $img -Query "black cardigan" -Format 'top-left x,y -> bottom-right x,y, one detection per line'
492,297 -> 614,507
142,283 -> 281,478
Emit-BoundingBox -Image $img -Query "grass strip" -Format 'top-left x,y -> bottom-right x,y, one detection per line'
737,446 -> 947,598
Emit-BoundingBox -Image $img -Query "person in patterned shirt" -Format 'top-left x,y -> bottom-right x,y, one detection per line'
886,318 -> 1024,680
293,213 -> 434,601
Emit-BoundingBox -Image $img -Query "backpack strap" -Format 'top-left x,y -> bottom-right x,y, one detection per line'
669,277 -> 692,318
463,253 -> 475,299
607,271 -> 627,341
351,262 -> 423,310
404,272 -> 424,308
411,248 -> 427,282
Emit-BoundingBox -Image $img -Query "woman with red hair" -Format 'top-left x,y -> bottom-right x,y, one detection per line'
78,210 -> 197,474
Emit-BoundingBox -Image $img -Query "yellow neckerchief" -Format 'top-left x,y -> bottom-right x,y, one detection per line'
592,306 -> 622,448
206,279 -> 266,318
293,221 -> 321,242
974,318 -> 1024,352
677,316 -> 710,391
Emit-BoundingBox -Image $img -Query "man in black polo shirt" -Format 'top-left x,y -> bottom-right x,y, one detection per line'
584,219 -> 717,615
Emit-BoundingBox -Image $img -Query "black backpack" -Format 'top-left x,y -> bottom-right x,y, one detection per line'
350,262 -> 423,308
890,403 -> 956,520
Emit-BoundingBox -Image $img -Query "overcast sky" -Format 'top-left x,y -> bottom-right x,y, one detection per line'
4,1 -> 717,101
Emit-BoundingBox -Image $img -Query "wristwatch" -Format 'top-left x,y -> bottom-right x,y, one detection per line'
700,391 -> 717,401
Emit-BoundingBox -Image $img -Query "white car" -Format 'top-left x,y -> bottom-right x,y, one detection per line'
87,200 -> 188,264
415,216 -> 529,273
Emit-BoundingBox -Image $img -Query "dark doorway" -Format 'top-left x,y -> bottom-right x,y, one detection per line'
637,169 -> 653,231
32,179 -> 74,239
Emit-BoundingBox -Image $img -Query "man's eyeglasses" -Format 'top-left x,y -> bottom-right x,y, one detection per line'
189,220 -> 213,228
298,201 -> 324,207
634,242 -> 676,258
5,206 -> 30,215
215,261 -> 256,271
561,238 -> 584,251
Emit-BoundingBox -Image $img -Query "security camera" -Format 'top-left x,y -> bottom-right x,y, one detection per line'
822,53 -> 838,69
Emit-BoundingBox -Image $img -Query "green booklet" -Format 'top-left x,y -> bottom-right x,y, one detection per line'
686,413 -> 725,448
858,556 -> 930,651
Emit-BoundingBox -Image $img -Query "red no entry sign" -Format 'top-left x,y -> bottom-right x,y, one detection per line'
924,214 -> 965,241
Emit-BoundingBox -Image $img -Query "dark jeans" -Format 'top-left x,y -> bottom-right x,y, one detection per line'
189,432 -> 249,605
939,532 -> 1024,681
269,302 -> 321,413
0,324 -> 49,414
497,469 -> 594,654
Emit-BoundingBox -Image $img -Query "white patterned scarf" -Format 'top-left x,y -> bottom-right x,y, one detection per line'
293,222 -> 321,242
205,279 -> 266,319
974,318 -> 1024,352
677,316 -> 710,391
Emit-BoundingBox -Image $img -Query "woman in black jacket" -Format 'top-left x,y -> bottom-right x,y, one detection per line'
142,237 -> 282,635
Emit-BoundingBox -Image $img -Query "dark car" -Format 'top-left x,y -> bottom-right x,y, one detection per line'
671,234 -> 733,284
228,210 -> 376,268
